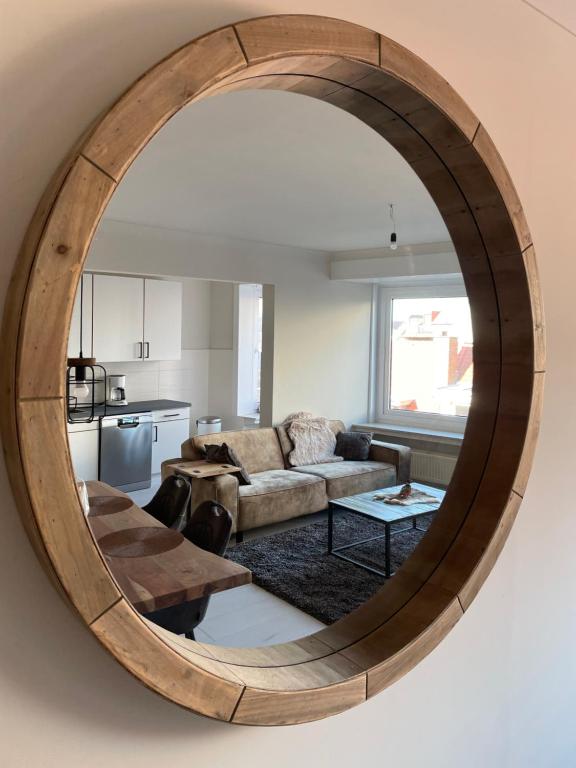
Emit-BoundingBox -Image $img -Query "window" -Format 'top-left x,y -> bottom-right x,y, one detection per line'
236,283 -> 263,418
375,284 -> 473,433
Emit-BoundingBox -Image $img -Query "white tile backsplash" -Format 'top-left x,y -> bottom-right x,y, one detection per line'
106,348 -> 216,435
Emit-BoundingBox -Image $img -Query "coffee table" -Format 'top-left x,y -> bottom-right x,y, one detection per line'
328,482 -> 445,578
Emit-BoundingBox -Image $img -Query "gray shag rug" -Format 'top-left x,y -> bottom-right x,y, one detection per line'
226,511 -> 434,625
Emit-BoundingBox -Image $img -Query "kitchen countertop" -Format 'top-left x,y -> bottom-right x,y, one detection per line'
99,399 -> 191,416
68,399 -> 191,424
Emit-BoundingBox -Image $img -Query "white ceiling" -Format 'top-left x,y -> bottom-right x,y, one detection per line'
104,89 -> 450,252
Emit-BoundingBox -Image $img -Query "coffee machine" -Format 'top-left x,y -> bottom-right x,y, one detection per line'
106,374 -> 128,406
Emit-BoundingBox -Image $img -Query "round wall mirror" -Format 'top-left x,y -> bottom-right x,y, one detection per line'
1,15 -> 544,726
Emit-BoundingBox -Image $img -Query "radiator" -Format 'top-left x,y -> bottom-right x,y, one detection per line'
411,451 -> 457,487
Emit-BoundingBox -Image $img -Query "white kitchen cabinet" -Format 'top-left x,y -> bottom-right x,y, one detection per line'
90,274 -> 182,363
67,273 -> 93,359
144,279 -> 182,361
68,428 -> 99,481
151,408 -> 190,474
92,274 -> 144,362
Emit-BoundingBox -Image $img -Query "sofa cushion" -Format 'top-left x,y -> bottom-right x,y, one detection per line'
286,418 -> 343,467
335,431 -> 373,461
276,419 -> 346,468
182,427 -> 285,474
291,460 -> 396,500
238,470 -> 327,531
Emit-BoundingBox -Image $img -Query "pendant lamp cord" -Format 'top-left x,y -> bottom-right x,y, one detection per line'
79,276 -> 84,360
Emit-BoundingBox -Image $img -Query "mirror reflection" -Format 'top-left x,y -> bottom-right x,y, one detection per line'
67,89 -> 472,646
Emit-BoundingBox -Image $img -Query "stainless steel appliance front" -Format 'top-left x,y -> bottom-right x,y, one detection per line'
99,412 -> 152,492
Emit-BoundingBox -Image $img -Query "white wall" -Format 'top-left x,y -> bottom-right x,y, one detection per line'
1,2 -> 575,767
89,219 -> 373,426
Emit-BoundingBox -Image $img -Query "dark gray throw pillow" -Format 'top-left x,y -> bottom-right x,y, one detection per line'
203,442 -> 251,485
335,431 -> 373,461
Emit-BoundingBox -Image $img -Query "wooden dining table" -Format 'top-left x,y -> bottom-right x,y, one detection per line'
85,481 -> 251,614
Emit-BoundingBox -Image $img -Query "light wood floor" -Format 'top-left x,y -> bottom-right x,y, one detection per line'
128,476 -> 326,646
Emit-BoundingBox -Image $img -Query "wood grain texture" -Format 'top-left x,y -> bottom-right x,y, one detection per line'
141,620 -> 247,685
235,15 -> 379,65
18,157 -> 115,399
164,459 -> 242,479
192,633 -> 337,666
82,26 -> 246,179
87,481 -> 251,613
457,491 -> 523,611
0,115 -> 108,604
365,598 -> 462,698
379,34 -> 479,142
523,245 -> 546,372
232,675 -> 366,726
473,124 -> 532,251
18,400 -> 121,623
92,599 -> 244,720
2,14 -> 543,725
226,653 -> 364,693
513,370 -> 545,496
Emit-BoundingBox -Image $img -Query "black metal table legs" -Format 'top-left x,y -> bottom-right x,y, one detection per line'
327,503 -> 393,578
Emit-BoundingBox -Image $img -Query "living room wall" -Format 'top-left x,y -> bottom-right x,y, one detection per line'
88,219 -> 374,426
1,1 -> 575,766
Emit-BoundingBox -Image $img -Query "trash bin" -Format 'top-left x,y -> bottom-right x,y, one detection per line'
196,416 -> 222,435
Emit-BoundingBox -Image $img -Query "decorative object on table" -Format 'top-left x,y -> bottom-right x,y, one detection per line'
283,412 -> 343,466
142,475 -> 191,530
329,482 -> 444,578
335,431 -> 374,461
202,442 -> 251,485
373,483 -> 440,506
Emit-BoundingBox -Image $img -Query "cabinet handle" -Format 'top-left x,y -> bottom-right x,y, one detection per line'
153,425 -> 158,442
162,413 -> 180,418
137,341 -> 143,359
145,341 -> 150,359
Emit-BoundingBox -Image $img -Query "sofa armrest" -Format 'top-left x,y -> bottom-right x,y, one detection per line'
369,440 -> 411,483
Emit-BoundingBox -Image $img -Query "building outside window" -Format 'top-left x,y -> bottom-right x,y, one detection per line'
375,284 -> 473,433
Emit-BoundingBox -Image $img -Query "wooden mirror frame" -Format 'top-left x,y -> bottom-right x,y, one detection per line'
1,15 -> 544,725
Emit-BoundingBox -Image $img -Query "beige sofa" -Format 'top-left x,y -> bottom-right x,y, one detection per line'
163,420 -> 410,541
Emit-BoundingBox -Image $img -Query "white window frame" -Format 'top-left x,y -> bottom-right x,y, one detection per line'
235,283 -> 263,419
374,280 -> 471,434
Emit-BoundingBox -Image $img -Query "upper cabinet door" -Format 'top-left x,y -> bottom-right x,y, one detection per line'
67,273 -> 93,359
144,279 -> 182,361
92,274 -> 144,362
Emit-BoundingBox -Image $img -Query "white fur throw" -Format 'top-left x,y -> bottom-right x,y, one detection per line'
283,413 -> 343,467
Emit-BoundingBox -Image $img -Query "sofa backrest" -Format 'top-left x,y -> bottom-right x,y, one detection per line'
181,427 -> 285,474
276,419 -> 346,467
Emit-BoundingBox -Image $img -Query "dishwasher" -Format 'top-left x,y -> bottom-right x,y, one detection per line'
99,412 -> 153,492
